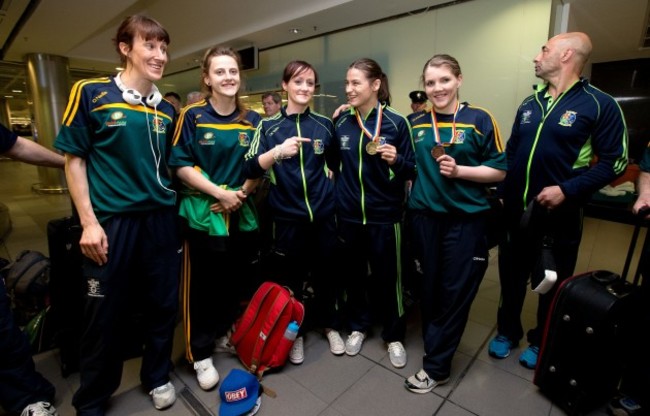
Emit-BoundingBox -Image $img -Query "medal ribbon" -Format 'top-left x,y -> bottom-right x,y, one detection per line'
355,102 -> 383,142
431,100 -> 461,146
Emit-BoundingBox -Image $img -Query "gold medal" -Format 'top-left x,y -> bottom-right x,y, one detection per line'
431,145 -> 445,159
366,141 -> 378,155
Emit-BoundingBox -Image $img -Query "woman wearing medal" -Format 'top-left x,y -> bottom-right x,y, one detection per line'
333,58 -> 415,368
404,54 -> 506,394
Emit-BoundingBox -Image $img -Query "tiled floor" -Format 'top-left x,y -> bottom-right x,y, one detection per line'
2,158 -> 639,416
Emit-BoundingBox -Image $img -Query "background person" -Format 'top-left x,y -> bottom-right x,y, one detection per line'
169,45 -> 261,391
489,31 -> 628,370
186,91 -> 204,105
404,54 -> 506,394
333,57 -> 415,369
54,14 -> 181,414
0,122 -> 62,416
244,60 -> 343,364
163,91 -> 182,114
261,91 -> 282,117
408,90 -> 427,117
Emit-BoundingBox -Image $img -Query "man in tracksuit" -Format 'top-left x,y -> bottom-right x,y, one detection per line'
489,32 -> 629,369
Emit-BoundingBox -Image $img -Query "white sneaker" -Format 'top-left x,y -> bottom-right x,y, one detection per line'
326,329 -> 345,355
193,357 -> 220,390
149,381 -> 176,410
289,336 -> 305,364
387,341 -> 407,368
20,401 -> 58,416
214,335 -> 236,354
345,331 -> 366,356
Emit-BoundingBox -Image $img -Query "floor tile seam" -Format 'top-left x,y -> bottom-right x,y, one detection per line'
429,323 -> 500,414
172,371 -> 214,416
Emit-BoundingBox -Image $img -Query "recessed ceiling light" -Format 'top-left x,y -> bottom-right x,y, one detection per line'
289,28 -> 301,34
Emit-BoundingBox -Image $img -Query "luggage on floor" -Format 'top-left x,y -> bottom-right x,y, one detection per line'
47,216 -> 84,376
1,249 -> 51,327
534,270 -> 641,415
230,281 -> 305,377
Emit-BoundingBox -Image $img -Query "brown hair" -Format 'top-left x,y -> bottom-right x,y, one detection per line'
113,14 -> 170,67
200,45 -> 251,125
420,54 -> 462,82
348,58 -> 391,105
282,60 -> 319,85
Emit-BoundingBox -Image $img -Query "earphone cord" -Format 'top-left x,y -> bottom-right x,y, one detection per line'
146,105 -> 176,195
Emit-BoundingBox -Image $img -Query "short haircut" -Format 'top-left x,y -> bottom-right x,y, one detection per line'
262,92 -> 281,104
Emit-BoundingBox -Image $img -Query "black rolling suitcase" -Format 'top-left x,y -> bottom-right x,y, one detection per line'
47,215 -> 84,377
534,270 -> 641,415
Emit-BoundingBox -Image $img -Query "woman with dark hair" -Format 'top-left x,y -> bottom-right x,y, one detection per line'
169,45 -> 261,391
54,14 -> 181,413
333,58 -> 415,368
244,60 -> 343,364
404,54 -> 506,393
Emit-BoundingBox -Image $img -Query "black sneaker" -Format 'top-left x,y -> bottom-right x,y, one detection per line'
608,395 -> 642,416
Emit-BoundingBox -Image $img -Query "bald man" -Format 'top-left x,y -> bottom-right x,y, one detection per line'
488,32 -> 629,369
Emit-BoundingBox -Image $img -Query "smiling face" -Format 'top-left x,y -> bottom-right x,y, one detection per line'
423,64 -> 462,114
204,54 -> 240,99
282,67 -> 315,113
121,34 -> 168,82
345,67 -> 380,116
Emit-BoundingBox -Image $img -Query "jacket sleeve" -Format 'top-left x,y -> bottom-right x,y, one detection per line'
559,94 -> 628,201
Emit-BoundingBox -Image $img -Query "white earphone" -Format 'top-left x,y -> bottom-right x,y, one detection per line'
114,72 -> 162,106
113,72 -> 175,195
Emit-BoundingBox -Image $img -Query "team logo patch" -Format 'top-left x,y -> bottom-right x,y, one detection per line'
106,111 -> 126,127
238,132 -> 250,147
414,130 -> 425,143
521,110 -> 532,125
87,278 -> 104,298
454,130 -> 466,144
378,136 -> 387,146
313,139 -> 324,154
151,116 -> 166,134
199,132 -> 215,145
340,135 -> 351,150
558,110 -> 577,127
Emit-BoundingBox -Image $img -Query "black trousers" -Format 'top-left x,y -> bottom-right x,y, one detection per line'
73,209 -> 181,415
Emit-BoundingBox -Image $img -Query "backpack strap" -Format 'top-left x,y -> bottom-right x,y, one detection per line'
6,251 -> 49,294
250,286 -> 290,373
231,281 -> 276,345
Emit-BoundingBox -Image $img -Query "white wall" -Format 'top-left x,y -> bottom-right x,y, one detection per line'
244,0 -> 553,138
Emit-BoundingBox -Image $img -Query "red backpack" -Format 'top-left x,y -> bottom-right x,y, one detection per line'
230,281 -> 305,377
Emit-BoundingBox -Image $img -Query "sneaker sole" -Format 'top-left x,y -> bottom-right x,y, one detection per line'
290,358 -> 304,364
345,349 -> 361,356
404,377 -> 449,394
488,349 -> 510,359
331,348 -> 345,356
518,359 -> 536,369
390,360 -> 407,369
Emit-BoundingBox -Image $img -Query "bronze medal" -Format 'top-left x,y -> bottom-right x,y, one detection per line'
366,141 -> 378,155
431,145 -> 445,159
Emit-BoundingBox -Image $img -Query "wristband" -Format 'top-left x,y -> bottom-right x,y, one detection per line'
273,145 -> 283,165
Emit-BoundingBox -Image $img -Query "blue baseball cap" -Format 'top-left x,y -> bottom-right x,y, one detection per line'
219,369 -> 261,416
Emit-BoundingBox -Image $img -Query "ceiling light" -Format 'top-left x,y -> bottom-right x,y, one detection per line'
12,89 -> 22,93
289,28 -> 301,34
